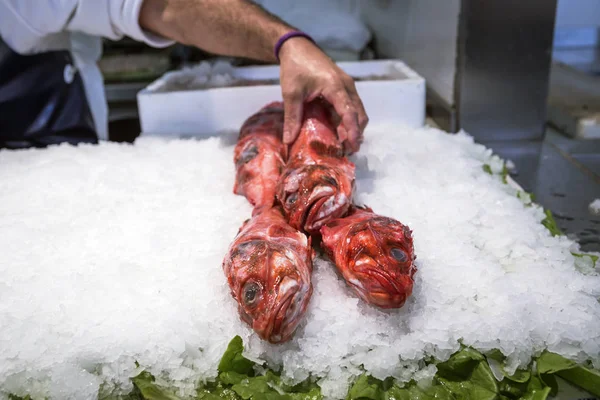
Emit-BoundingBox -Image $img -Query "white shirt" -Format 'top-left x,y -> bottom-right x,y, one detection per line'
0,1 -> 174,140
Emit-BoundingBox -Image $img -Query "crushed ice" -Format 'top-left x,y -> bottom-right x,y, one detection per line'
590,198 -> 600,216
0,125 -> 599,399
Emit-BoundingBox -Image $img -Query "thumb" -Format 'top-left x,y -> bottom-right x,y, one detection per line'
283,90 -> 304,145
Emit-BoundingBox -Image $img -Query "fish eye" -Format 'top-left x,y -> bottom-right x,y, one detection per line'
323,176 -> 338,188
243,282 -> 261,306
239,146 -> 259,164
391,248 -> 408,263
286,192 -> 298,205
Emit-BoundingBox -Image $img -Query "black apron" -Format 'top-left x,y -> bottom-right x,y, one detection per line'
0,38 -> 98,150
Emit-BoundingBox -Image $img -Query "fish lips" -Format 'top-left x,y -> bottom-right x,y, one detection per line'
280,167 -> 352,234
304,188 -> 351,233
350,260 -> 415,309
252,276 -> 312,343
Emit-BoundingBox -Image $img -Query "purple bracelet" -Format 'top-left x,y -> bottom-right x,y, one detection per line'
274,31 -> 315,62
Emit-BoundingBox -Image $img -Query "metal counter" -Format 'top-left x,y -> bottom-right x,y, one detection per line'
485,128 -> 600,253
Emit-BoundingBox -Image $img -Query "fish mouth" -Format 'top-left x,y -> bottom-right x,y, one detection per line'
269,290 -> 297,343
351,263 -> 412,309
304,186 -> 350,233
254,277 -> 310,344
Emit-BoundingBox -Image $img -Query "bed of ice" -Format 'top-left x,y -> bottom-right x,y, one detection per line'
590,198 -> 600,216
1,124 -> 599,400
151,60 -> 245,93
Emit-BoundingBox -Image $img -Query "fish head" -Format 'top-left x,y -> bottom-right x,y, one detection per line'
239,102 -> 285,141
278,162 -> 354,234
233,134 -> 285,210
224,237 -> 312,343
321,207 -> 416,309
288,100 -> 344,160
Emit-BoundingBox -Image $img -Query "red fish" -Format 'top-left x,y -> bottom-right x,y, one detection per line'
223,207 -> 313,343
233,102 -> 286,214
320,205 -> 416,309
276,99 -> 355,234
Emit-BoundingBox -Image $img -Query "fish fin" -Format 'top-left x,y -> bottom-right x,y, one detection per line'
252,206 -> 268,217
238,218 -> 252,233
253,198 -> 279,216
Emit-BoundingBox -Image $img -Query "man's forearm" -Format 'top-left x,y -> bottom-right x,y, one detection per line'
139,0 -> 297,62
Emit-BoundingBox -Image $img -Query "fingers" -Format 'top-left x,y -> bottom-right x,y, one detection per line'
279,57 -> 368,154
322,84 -> 361,154
342,77 -> 368,153
345,77 -> 369,134
282,88 -> 304,145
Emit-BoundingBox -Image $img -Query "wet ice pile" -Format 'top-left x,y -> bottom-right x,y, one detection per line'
152,60 -> 242,93
1,125 -> 599,399
590,198 -> 600,216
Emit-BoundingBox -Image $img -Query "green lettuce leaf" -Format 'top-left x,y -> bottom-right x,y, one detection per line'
506,370 -> 531,384
536,351 -> 600,397
436,348 -> 498,400
541,210 -> 563,237
572,252 -> 599,268
123,330 -> 598,400
211,337 -> 322,400
218,336 -> 256,376
197,380 -> 242,400
557,366 -> 600,397
536,352 -> 577,374
131,370 -> 184,400
347,374 -> 454,400
383,384 -> 452,400
347,374 -> 381,400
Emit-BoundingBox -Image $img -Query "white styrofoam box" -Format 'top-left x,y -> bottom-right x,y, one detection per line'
137,59 -> 426,138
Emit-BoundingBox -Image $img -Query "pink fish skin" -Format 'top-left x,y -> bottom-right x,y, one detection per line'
320,205 -> 417,309
233,102 -> 286,214
223,207 -> 313,343
276,99 -> 355,235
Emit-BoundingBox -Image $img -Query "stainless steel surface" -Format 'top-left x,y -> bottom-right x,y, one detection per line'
360,0 -> 461,132
362,0 -> 599,251
455,0 -> 558,142
553,47 -> 600,76
546,127 -> 600,178
426,88 -> 458,133
361,0 -> 460,107
547,61 -> 600,139
361,1 -> 558,139
486,128 -> 600,253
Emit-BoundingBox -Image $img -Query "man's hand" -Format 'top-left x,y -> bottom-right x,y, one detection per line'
278,38 -> 368,155
139,0 -> 368,153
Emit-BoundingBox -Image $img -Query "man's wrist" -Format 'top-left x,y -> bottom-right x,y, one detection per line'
274,31 -> 315,62
276,35 -> 321,65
